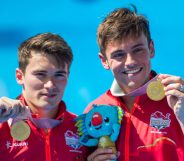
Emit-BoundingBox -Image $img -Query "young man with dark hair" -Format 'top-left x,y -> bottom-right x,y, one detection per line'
0,33 -> 88,161
86,6 -> 184,161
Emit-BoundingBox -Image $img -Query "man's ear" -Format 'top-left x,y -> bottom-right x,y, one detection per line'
98,53 -> 110,70
16,68 -> 24,85
149,40 -> 155,58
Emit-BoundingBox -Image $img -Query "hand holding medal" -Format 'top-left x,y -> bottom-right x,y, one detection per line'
0,97 -> 63,141
7,106 -> 32,141
157,74 -> 184,107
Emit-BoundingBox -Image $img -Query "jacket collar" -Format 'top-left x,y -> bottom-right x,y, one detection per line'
17,94 -> 66,120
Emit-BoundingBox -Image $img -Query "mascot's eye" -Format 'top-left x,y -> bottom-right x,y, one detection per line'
104,117 -> 109,123
88,122 -> 91,127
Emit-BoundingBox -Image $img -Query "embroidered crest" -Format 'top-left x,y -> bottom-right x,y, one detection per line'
65,130 -> 82,151
150,111 -> 171,131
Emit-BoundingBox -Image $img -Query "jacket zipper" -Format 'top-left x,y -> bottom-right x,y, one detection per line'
123,96 -> 140,161
124,112 -> 131,161
44,129 -> 51,161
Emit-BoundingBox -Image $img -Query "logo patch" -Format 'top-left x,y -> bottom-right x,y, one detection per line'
6,141 -> 28,149
150,111 -> 171,131
64,130 -> 82,153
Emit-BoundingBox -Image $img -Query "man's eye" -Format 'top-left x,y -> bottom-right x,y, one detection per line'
55,73 -> 67,78
112,53 -> 125,59
133,48 -> 144,54
34,73 -> 46,77
55,73 -> 64,77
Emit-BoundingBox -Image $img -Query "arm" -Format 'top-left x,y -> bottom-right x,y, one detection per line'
172,98 -> 184,133
80,135 -> 99,147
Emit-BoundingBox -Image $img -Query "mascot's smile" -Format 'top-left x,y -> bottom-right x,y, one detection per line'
95,126 -> 102,130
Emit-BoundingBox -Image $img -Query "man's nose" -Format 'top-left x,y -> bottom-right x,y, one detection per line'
44,79 -> 56,88
124,53 -> 136,66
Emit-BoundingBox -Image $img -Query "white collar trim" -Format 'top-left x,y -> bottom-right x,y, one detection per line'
110,79 -> 125,96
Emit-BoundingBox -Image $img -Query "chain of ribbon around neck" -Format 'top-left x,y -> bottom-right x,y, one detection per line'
110,75 -> 159,97
8,107 -> 62,129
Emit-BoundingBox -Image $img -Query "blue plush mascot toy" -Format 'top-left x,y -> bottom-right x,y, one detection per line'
75,104 -> 124,161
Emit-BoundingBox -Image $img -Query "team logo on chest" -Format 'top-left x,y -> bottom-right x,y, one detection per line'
64,130 -> 82,153
150,111 -> 171,131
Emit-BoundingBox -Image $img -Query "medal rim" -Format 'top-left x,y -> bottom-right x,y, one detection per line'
146,81 -> 165,101
10,120 -> 31,141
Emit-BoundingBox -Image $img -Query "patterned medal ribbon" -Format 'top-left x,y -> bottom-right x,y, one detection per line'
110,74 -> 165,101
8,108 -> 62,141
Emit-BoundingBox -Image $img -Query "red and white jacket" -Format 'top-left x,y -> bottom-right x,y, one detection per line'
0,95 -> 88,161
85,90 -> 184,161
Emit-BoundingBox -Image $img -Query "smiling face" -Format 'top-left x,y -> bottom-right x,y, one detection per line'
16,51 -> 69,114
100,33 -> 154,93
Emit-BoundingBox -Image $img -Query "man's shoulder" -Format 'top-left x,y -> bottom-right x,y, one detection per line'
84,90 -> 115,113
0,122 -> 9,128
64,110 -> 77,120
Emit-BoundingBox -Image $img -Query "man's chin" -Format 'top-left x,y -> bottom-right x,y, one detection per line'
36,102 -> 58,110
127,81 -> 143,91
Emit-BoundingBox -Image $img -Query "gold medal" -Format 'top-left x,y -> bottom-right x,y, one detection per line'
146,80 -> 165,101
10,120 -> 31,141
98,136 -> 116,153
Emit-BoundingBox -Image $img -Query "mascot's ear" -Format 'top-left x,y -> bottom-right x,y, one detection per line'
92,104 -> 98,108
75,114 -> 87,136
116,106 -> 124,124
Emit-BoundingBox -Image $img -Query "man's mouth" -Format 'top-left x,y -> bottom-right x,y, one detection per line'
41,93 -> 57,98
122,67 -> 143,74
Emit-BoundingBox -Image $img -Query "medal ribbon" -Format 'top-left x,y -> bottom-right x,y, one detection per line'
110,75 -> 159,97
8,108 -> 62,129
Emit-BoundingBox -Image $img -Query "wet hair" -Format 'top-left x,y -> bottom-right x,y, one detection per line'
97,5 -> 151,56
18,32 -> 73,73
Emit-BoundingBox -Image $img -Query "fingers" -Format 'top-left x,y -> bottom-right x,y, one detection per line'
158,74 -> 183,85
1,97 -> 23,107
164,82 -> 181,93
0,97 -> 24,122
87,148 -> 118,161
165,89 -> 184,98
158,74 -> 184,95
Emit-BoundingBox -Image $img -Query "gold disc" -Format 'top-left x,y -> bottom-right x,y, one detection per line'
98,136 -> 115,148
98,136 -> 116,153
10,121 -> 31,141
146,81 -> 165,101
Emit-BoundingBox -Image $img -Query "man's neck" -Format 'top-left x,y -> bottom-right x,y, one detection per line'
29,105 -> 59,119
121,96 -> 136,111
20,94 -> 60,119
